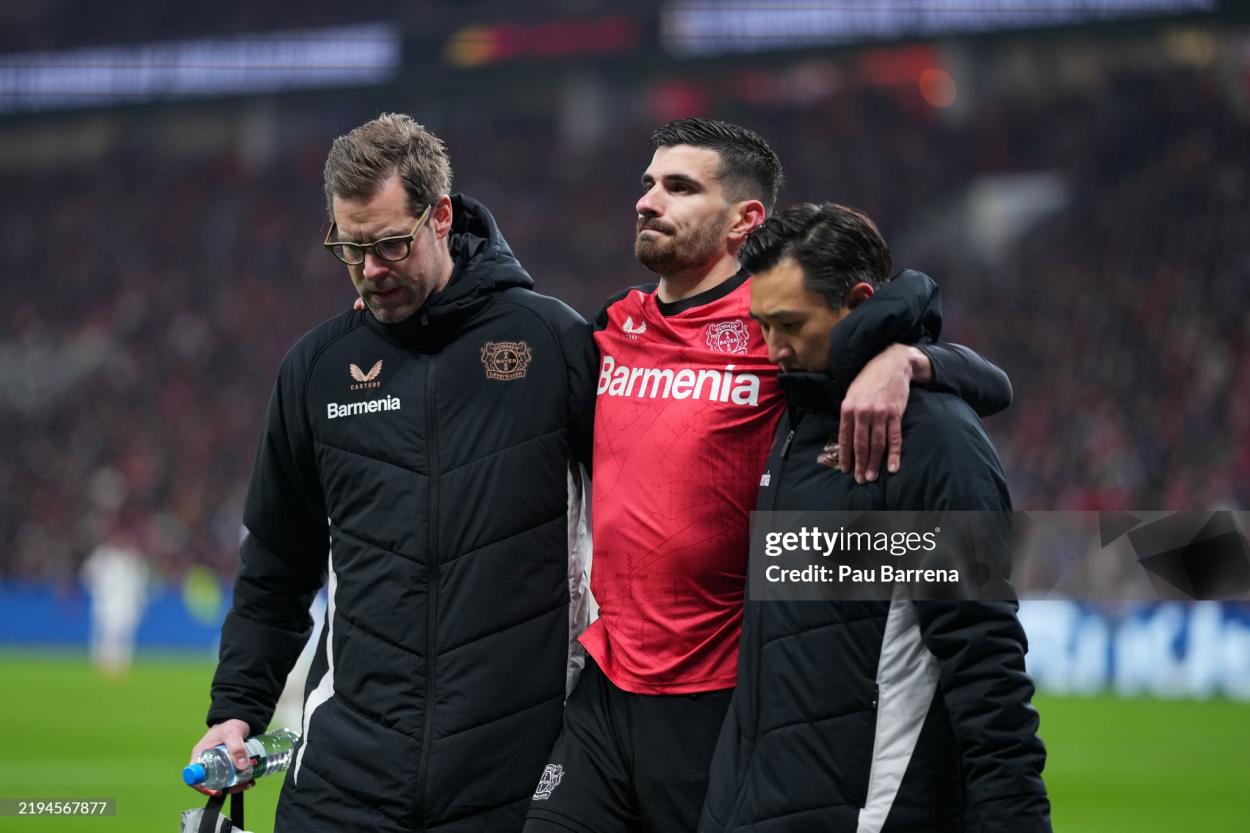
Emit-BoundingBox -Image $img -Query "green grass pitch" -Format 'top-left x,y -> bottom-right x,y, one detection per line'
0,652 -> 1247,831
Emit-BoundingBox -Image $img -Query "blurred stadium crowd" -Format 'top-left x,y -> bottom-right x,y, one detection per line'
1,30 -> 1247,584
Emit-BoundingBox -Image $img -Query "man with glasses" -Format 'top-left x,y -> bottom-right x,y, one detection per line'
189,113 -> 597,833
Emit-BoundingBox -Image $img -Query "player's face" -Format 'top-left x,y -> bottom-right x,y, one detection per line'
635,145 -> 733,276
332,174 -> 447,324
749,257 -> 849,373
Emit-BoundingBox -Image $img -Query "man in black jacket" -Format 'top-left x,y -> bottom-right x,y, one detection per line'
700,203 -> 1051,833
189,113 -> 597,832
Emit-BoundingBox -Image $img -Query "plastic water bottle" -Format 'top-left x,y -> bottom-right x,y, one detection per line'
182,728 -> 300,790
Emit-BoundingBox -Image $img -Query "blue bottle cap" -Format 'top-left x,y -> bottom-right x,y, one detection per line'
182,763 -> 207,786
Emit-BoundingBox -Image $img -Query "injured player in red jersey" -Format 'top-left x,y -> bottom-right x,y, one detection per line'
525,117 -> 1015,833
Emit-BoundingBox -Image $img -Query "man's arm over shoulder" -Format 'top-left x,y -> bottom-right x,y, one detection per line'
208,341 -> 329,735
915,342 -> 1013,416
888,398 -> 1051,832
832,271 -> 1011,483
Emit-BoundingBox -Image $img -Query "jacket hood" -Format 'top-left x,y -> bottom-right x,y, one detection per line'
780,270 -> 943,413
439,193 -> 535,303
368,194 -> 534,346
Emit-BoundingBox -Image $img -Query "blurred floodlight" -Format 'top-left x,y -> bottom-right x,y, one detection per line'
0,22 -> 400,114
662,0 -> 1219,57
919,67 -> 957,107
443,16 -> 639,67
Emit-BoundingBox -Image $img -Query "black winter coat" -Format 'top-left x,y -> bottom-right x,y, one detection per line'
208,195 -> 597,832
700,273 -> 1051,833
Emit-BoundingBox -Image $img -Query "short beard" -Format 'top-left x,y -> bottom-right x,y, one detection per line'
635,210 -> 727,276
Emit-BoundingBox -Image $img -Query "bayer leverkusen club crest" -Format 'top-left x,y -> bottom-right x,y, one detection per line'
705,319 -> 750,354
480,341 -> 532,380
532,763 -> 564,801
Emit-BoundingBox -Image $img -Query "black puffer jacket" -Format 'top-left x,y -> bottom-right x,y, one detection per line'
700,273 -> 1050,833
208,195 -> 597,832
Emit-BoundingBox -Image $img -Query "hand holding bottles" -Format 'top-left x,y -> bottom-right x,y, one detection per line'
186,721 -> 300,796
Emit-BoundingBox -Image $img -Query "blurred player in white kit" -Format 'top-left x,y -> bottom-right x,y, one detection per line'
80,517 -> 150,677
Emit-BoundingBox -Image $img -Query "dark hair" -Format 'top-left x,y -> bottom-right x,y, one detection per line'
740,202 -> 893,309
651,118 -> 784,212
324,113 -> 453,220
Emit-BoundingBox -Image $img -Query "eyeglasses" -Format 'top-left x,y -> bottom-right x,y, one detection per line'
323,204 -> 432,266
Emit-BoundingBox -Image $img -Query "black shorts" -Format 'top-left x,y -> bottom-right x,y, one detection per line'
523,657 -> 733,833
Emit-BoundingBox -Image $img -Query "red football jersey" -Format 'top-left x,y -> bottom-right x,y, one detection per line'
580,272 -> 785,694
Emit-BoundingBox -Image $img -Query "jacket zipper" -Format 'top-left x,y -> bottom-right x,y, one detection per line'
414,359 -> 440,830
771,428 -> 796,510
781,428 -> 795,456
759,426 -> 795,727
730,424 -> 798,826
753,426 -> 794,724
